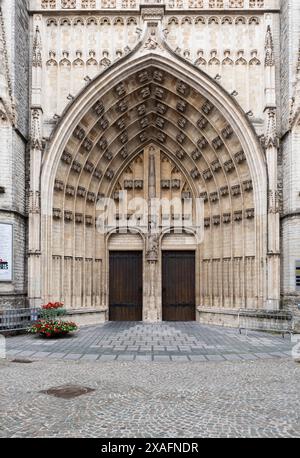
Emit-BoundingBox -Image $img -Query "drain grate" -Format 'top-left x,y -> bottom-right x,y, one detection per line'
40,384 -> 95,399
12,358 -> 33,364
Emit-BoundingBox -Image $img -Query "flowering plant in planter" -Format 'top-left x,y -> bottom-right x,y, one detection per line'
29,320 -> 78,338
28,302 -> 78,338
41,302 -> 66,319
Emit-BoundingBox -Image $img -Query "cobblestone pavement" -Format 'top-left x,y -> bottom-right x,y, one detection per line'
0,357 -> 300,438
5,322 -> 293,362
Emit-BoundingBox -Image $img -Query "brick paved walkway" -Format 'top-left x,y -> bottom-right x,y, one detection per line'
5,322 -> 293,362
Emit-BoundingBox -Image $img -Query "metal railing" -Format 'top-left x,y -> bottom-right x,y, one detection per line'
238,309 -> 294,337
0,308 -> 41,332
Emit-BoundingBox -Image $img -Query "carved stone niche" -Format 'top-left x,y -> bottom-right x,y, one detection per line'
64,210 -> 73,222
140,132 -> 148,142
201,100 -> 214,115
87,192 -> 96,203
157,132 -> 166,143
137,70 -> 150,84
153,69 -> 165,83
212,215 -> 221,226
211,159 -> 221,172
54,179 -> 64,192
65,184 -> 75,196
231,184 -> 241,197
156,103 -> 167,115
176,149 -> 185,160
73,125 -> 86,140
98,138 -> 108,150
176,81 -> 190,97
245,208 -> 255,219
75,213 -> 84,224
243,180 -> 253,192
171,179 -> 181,189
182,191 -> 191,200
223,159 -> 234,173
156,117 -> 165,128
115,82 -> 126,98
188,147 -> 200,161
117,118 -> 126,130
84,161 -> 94,174
82,138 -> 93,152
233,210 -> 243,222
154,87 -> 165,100
203,169 -> 213,181
223,213 -> 231,224
197,136 -> 208,149
204,217 -> 211,228
85,215 -> 93,226
104,150 -> 113,161
176,100 -> 187,113
140,117 -> 149,128
93,168 -> 102,180
234,150 -> 246,164
53,208 -> 62,220
210,191 -> 219,203
134,180 -> 143,190
140,87 -> 151,99
120,147 -> 128,159
177,133 -> 186,144
161,180 -> 170,189
106,169 -> 114,180
199,191 -> 208,202
77,186 -> 86,198
98,117 -> 109,130
212,136 -> 224,150
190,168 -> 200,179
222,125 -> 233,139
137,104 -> 146,117
116,100 -> 128,113
72,160 -> 82,174
220,185 -> 229,197
197,116 -> 208,129
93,100 -> 104,116
124,179 -> 133,190
177,118 -> 187,129
120,132 -> 128,144
61,151 -> 73,164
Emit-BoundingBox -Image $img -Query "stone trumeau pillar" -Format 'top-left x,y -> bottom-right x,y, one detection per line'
280,0 -> 300,329
0,0 -> 29,309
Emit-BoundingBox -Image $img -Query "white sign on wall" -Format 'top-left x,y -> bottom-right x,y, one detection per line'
0,223 -> 13,282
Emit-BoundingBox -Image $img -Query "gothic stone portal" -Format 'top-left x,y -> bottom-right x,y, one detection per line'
37,56 -> 270,325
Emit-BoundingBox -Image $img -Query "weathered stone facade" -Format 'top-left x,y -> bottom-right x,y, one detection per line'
0,0 -> 299,328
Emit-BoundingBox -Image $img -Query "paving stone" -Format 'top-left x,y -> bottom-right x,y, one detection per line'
31,352 -> 51,358
63,354 -> 83,360
171,355 -> 190,362
206,355 -> 225,361
99,355 -> 117,361
153,355 -> 171,362
189,355 -> 207,362
223,354 -> 243,361
80,354 -> 100,361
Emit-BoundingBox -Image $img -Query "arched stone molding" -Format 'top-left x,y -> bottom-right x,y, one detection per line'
32,17 -> 271,321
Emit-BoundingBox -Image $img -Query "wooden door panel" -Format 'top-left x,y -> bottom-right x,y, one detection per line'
109,251 -> 143,321
162,251 -> 195,321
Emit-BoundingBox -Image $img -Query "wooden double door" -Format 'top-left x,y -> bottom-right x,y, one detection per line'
109,250 -> 195,321
162,251 -> 196,321
109,251 -> 143,321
